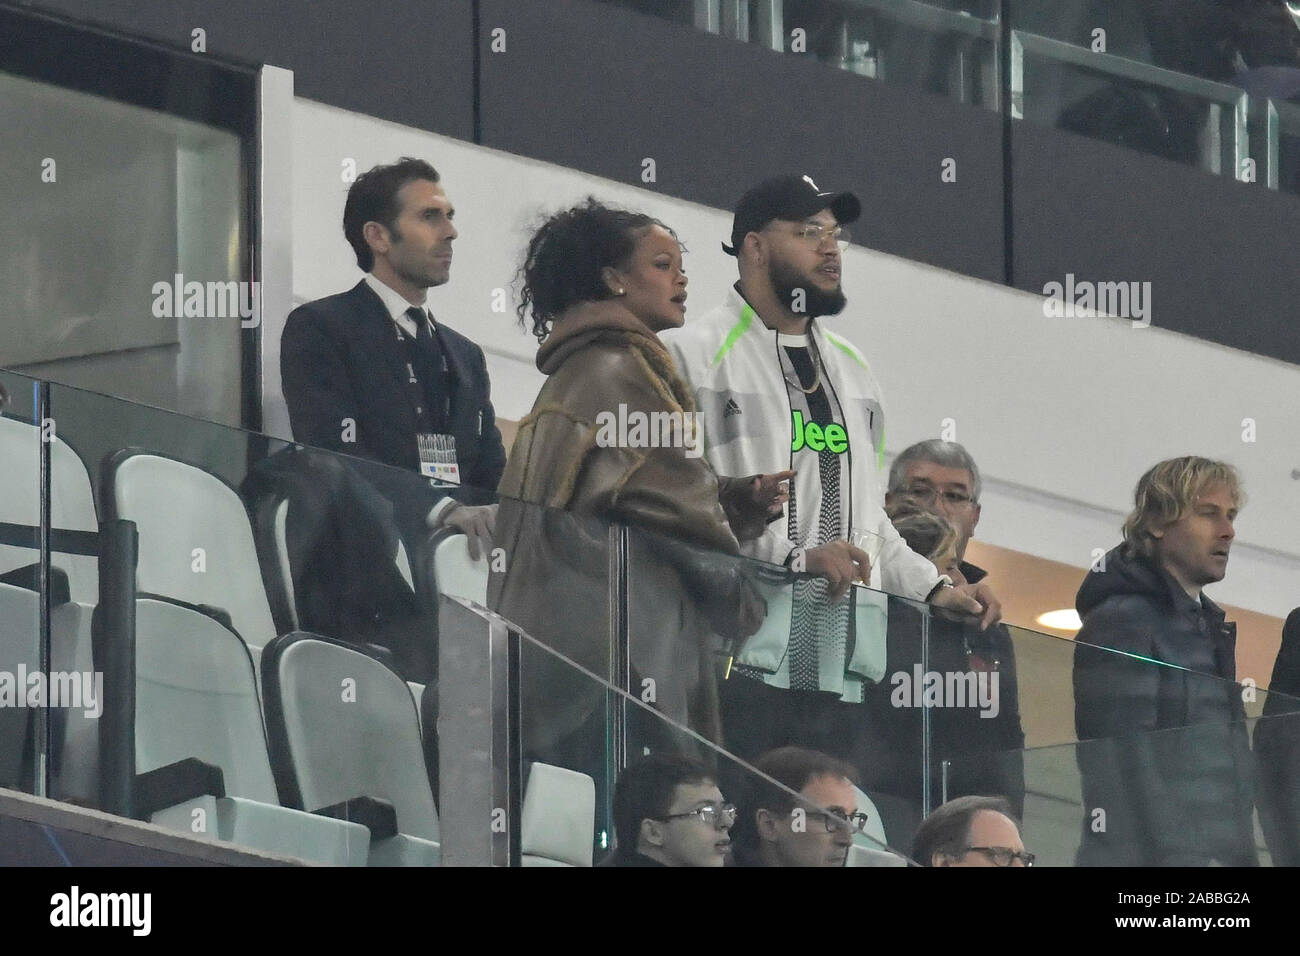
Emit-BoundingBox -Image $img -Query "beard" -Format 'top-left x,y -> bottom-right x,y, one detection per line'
769,259 -> 846,318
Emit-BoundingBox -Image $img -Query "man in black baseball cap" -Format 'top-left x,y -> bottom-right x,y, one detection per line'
663,173 -> 1001,780
722,174 -> 862,258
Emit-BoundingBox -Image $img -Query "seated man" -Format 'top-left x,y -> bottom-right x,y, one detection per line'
601,753 -> 735,867
912,795 -> 1033,867
732,746 -> 870,867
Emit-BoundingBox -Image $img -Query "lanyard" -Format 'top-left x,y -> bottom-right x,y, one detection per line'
395,315 -> 452,431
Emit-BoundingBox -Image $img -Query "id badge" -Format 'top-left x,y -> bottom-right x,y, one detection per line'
417,433 -> 461,485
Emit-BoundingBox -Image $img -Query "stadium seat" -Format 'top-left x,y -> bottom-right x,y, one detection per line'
49,598 -> 98,804
261,632 -> 441,866
521,762 -> 596,867
845,844 -> 910,867
0,417 -> 100,801
0,415 -> 99,604
429,528 -> 489,606
258,494 -> 417,633
0,581 -> 100,803
134,596 -> 368,864
0,582 -> 39,787
256,492 -> 428,718
104,450 -> 278,670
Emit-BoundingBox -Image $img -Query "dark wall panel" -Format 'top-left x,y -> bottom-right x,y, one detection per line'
21,0 -> 1300,367
478,0 -> 1005,283
1012,122 -> 1300,364
25,0 -> 475,139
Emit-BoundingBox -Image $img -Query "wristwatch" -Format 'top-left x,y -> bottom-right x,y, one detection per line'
925,576 -> 955,602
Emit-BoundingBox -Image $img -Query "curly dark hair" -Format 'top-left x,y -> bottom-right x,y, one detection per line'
515,197 -> 674,343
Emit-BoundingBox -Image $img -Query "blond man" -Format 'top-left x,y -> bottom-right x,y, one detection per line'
1072,456 -> 1256,867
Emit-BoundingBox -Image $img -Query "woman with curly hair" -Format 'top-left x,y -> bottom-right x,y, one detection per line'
489,198 -> 789,764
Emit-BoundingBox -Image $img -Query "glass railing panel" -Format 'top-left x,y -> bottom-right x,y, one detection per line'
16,371 -> 1299,870
625,520 -> 1022,851
623,511 -> 1296,858
31,377 -> 516,863
595,0 -> 1002,108
943,696 -> 1300,866
0,368 -> 47,798
1014,0 -> 1300,89
827,0 -> 1001,107
1011,0 -> 1300,192
1009,8 -> 1245,175
438,592 -> 912,866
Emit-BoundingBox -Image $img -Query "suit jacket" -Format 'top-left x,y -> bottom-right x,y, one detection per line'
281,280 -> 506,534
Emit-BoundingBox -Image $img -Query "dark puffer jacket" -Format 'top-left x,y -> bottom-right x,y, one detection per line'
1072,546 -> 1256,867
1253,609 -> 1300,866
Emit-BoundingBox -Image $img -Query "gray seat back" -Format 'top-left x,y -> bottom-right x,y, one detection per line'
265,634 -> 439,842
431,532 -> 488,605
0,415 -> 98,603
0,583 -> 40,785
109,453 -> 276,653
268,494 -> 413,631
134,596 -> 279,803
521,762 -> 595,866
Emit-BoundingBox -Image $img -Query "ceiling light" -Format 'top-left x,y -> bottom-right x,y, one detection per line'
1036,609 -> 1082,632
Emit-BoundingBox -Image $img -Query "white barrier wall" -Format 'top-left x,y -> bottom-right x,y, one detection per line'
277,97 -> 1300,619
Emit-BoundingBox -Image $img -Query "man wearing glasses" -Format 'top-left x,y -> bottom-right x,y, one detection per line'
664,175 -> 999,773
912,795 -> 1034,867
887,439 -> 986,586
602,753 -> 735,867
871,439 -> 1026,831
731,747 -> 881,867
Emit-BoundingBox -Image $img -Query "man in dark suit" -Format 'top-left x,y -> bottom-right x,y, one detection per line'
281,157 -> 505,554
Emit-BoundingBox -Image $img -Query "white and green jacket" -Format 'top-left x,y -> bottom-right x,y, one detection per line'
663,286 -> 943,604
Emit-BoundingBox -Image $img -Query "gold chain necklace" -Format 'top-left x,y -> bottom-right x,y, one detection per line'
784,340 -> 823,394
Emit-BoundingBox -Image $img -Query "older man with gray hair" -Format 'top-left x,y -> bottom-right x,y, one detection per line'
886,439 -> 985,586
854,438 -> 1025,843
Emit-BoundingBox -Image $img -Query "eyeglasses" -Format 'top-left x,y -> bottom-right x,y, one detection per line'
658,803 -> 737,828
788,221 -> 851,251
962,846 -> 1035,867
902,484 -> 975,508
817,809 -> 872,834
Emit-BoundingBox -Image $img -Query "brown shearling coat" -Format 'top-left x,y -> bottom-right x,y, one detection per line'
488,300 -> 766,757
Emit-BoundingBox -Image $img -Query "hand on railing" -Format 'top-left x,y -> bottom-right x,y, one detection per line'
933,580 -> 1003,630
437,502 -> 497,560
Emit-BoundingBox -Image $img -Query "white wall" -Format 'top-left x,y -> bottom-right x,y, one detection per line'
280,97 -> 1300,619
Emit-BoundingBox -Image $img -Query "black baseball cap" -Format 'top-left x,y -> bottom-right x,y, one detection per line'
722,174 -> 862,256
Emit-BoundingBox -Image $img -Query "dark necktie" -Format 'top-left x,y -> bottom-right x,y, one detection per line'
405,306 -> 431,346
